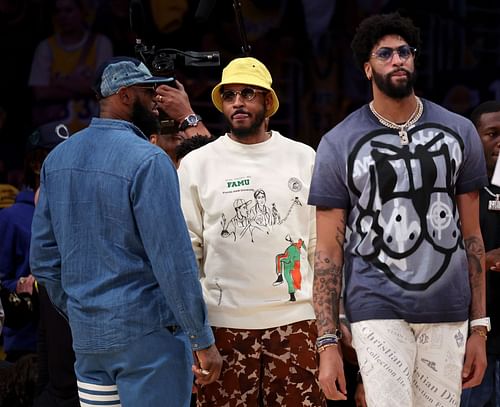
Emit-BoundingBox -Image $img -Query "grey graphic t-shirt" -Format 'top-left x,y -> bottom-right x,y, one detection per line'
309,99 -> 487,324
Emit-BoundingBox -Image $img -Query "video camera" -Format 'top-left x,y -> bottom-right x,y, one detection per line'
129,0 -> 220,78
134,41 -> 220,78
129,0 -> 221,133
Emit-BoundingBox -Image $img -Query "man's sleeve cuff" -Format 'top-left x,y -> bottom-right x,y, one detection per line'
186,325 -> 215,350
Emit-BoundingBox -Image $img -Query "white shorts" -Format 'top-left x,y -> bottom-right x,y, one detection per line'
352,319 -> 467,407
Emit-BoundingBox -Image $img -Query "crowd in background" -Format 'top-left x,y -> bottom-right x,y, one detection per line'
1,0 -> 499,189
0,1 -> 500,406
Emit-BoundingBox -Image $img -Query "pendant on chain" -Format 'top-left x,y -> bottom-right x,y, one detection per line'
488,194 -> 500,211
399,129 -> 409,145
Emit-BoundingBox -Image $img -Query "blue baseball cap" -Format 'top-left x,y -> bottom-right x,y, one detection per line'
93,56 -> 174,98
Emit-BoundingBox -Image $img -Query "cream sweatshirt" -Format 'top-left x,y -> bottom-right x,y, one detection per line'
178,131 -> 316,329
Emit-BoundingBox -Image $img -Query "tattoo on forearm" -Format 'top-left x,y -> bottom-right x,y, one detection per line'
465,236 -> 484,277
465,235 -> 486,318
313,250 -> 343,335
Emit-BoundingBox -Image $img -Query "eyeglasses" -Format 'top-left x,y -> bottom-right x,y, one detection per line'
371,45 -> 417,62
220,88 -> 267,103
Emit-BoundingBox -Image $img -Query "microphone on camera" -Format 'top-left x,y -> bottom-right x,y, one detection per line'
184,51 -> 220,67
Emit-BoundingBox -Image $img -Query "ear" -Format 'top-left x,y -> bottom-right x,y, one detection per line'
364,62 -> 372,81
117,87 -> 132,104
264,93 -> 273,115
150,134 -> 158,145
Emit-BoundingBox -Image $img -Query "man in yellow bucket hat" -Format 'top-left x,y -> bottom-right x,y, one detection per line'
178,57 -> 325,405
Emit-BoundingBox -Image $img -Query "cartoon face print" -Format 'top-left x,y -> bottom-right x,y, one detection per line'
348,124 -> 464,289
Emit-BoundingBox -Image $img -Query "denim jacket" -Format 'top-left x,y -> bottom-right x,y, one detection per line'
30,118 -> 214,354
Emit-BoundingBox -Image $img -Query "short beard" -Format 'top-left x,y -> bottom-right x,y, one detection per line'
226,107 -> 266,139
131,99 -> 159,137
373,68 -> 416,99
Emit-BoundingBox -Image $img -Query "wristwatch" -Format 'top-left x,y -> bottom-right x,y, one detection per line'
179,114 -> 202,131
470,317 -> 491,332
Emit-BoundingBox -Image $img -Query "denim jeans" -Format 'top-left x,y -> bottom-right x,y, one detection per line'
461,353 -> 500,407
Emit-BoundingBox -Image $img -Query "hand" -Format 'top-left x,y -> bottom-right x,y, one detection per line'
354,382 -> 368,407
16,274 -> 36,295
318,345 -> 347,400
462,331 -> 487,388
193,344 -> 222,385
487,248 -> 500,271
156,80 -> 195,123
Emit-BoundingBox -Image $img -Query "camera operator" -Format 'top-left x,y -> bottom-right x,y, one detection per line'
155,80 -> 211,139
151,80 -> 211,168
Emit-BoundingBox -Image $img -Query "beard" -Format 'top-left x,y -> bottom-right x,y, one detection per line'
226,106 -> 266,139
373,68 -> 416,99
131,99 -> 160,137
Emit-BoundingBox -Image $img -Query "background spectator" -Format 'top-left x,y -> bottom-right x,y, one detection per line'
29,0 -> 112,133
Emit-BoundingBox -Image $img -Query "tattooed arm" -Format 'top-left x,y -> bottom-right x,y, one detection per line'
314,207 -> 346,336
457,191 -> 487,388
313,207 -> 347,400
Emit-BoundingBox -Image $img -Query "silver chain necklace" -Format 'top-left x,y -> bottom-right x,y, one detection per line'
484,186 -> 498,198
369,97 -> 423,145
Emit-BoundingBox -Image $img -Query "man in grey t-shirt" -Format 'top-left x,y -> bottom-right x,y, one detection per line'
309,12 -> 488,406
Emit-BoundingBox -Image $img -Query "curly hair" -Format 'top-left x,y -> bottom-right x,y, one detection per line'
351,12 -> 421,71
175,135 -> 217,161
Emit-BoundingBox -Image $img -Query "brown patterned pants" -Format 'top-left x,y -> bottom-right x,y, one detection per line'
196,320 -> 326,407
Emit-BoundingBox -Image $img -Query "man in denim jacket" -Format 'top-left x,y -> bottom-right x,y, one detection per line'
30,56 -> 221,407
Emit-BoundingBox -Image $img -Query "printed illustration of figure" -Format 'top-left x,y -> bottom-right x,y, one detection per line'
222,191 -> 281,242
248,189 -> 273,231
274,235 -> 306,301
221,191 -> 300,243
220,199 -> 253,242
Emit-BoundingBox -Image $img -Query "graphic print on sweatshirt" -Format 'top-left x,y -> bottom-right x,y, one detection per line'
347,124 -> 465,290
220,178 -> 304,243
273,235 -> 307,302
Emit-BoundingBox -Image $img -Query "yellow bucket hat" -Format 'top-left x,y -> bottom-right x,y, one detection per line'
211,57 -> 279,117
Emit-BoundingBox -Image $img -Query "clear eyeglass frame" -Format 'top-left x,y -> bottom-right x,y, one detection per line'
220,88 -> 267,103
371,45 -> 417,62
